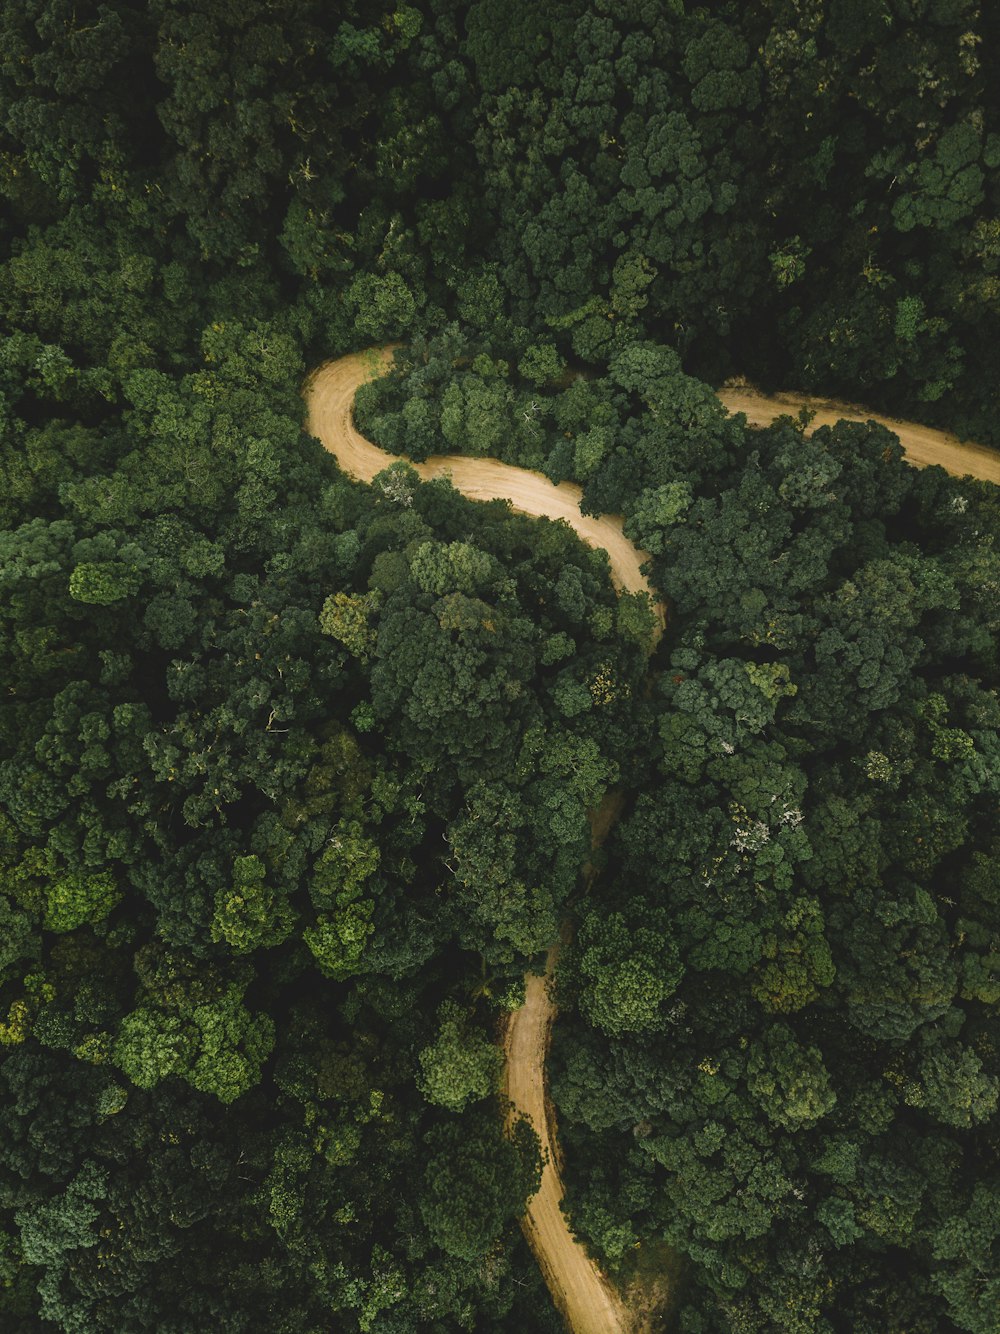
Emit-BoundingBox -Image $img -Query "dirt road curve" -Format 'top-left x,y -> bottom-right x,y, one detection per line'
305,350 -> 666,634
717,385 -> 1000,484
305,348 -> 642,1334
304,348 -> 997,1334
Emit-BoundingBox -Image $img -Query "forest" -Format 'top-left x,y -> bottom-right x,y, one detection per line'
1,2 -> 999,1331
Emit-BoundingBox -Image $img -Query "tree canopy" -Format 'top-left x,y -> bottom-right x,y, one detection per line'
1,1 -> 999,1330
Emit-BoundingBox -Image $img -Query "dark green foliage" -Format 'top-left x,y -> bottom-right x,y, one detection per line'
1,1 -> 999,1329
0,279 -> 633,1325
548,400 -> 1000,1330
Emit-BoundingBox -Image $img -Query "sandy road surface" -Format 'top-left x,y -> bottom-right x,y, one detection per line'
305,350 -> 666,634
502,943 -> 631,1334
305,349 -> 996,1334
717,385 -> 1000,484
305,349 -> 641,1334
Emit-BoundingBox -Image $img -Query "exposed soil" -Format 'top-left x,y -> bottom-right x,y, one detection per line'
306,350 -> 645,1332
717,384 -> 1000,484
304,348 -> 997,1334
305,349 -> 667,633
502,940 -> 631,1334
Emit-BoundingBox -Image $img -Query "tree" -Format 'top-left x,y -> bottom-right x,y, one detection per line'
347,272 -> 418,341
573,900 -> 684,1038
931,1181 -> 1000,1334
210,854 -> 294,955
417,1002 -> 501,1113
905,1044 -> 998,1130
112,982 -> 274,1105
370,557 -> 540,782
746,1025 -> 837,1132
15,1161 -> 107,1324
420,1112 -> 540,1262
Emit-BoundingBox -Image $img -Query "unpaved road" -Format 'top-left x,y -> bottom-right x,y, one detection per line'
718,384 -> 1000,484
499,792 -> 631,1334
305,349 -> 997,1334
306,348 -> 648,1334
503,941 -> 631,1334
305,349 -> 666,633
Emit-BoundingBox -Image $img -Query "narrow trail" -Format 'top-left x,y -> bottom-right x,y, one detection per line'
304,348 -> 998,1334
500,792 -> 630,1334
502,941 -> 630,1334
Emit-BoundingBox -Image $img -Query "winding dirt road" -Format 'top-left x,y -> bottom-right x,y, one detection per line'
306,350 -> 666,625
503,943 -> 631,1333
304,348 -> 997,1334
305,348 -> 652,1334
718,384 -> 1000,484
305,347 -> 653,1334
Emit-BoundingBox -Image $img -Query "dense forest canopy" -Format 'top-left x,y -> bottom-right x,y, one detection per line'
1,2 -> 999,1331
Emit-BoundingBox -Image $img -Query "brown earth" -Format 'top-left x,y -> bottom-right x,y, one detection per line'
717,383 -> 1000,484
502,937 -> 631,1334
305,349 -> 667,635
304,349 -> 998,1334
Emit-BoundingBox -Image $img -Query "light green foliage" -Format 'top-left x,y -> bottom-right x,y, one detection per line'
312,823 -> 380,903
751,896 -> 836,1015
540,631 -> 575,665
459,376 -> 513,456
112,983 -> 274,1105
814,1136 -> 860,1187
518,341 -> 564,386
863,750 -> 895,783
744,661 -> 797,703
575,903 -> 684,1037
747,1026 -> 837,1131
319,590 -> 382,661
211,855 -> 293,954
768,236 -> 809,289
611,593 -> 656,655
111,1008 -> 193,1091
303,907 -> 375,981
409,539 -> 498,596
904,1045 -> 998,1129
416,1001 -> 501,1112
919,692 -> 976,763
439,380 -> 465,447
624,481 -> 693,554
455,267 -> 505,327
302,822 -> 379,979
552,676 -> 592,718
95,1082 -> 128,1119
185,987 -> 275,1103
44,870 -> 120,934
346,272 -> 417,340
894,295 -> 926,343
610,251 -> 657,321
573,426 -> 612,480
68,561 -> 138,604
198,318 -> 302,390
